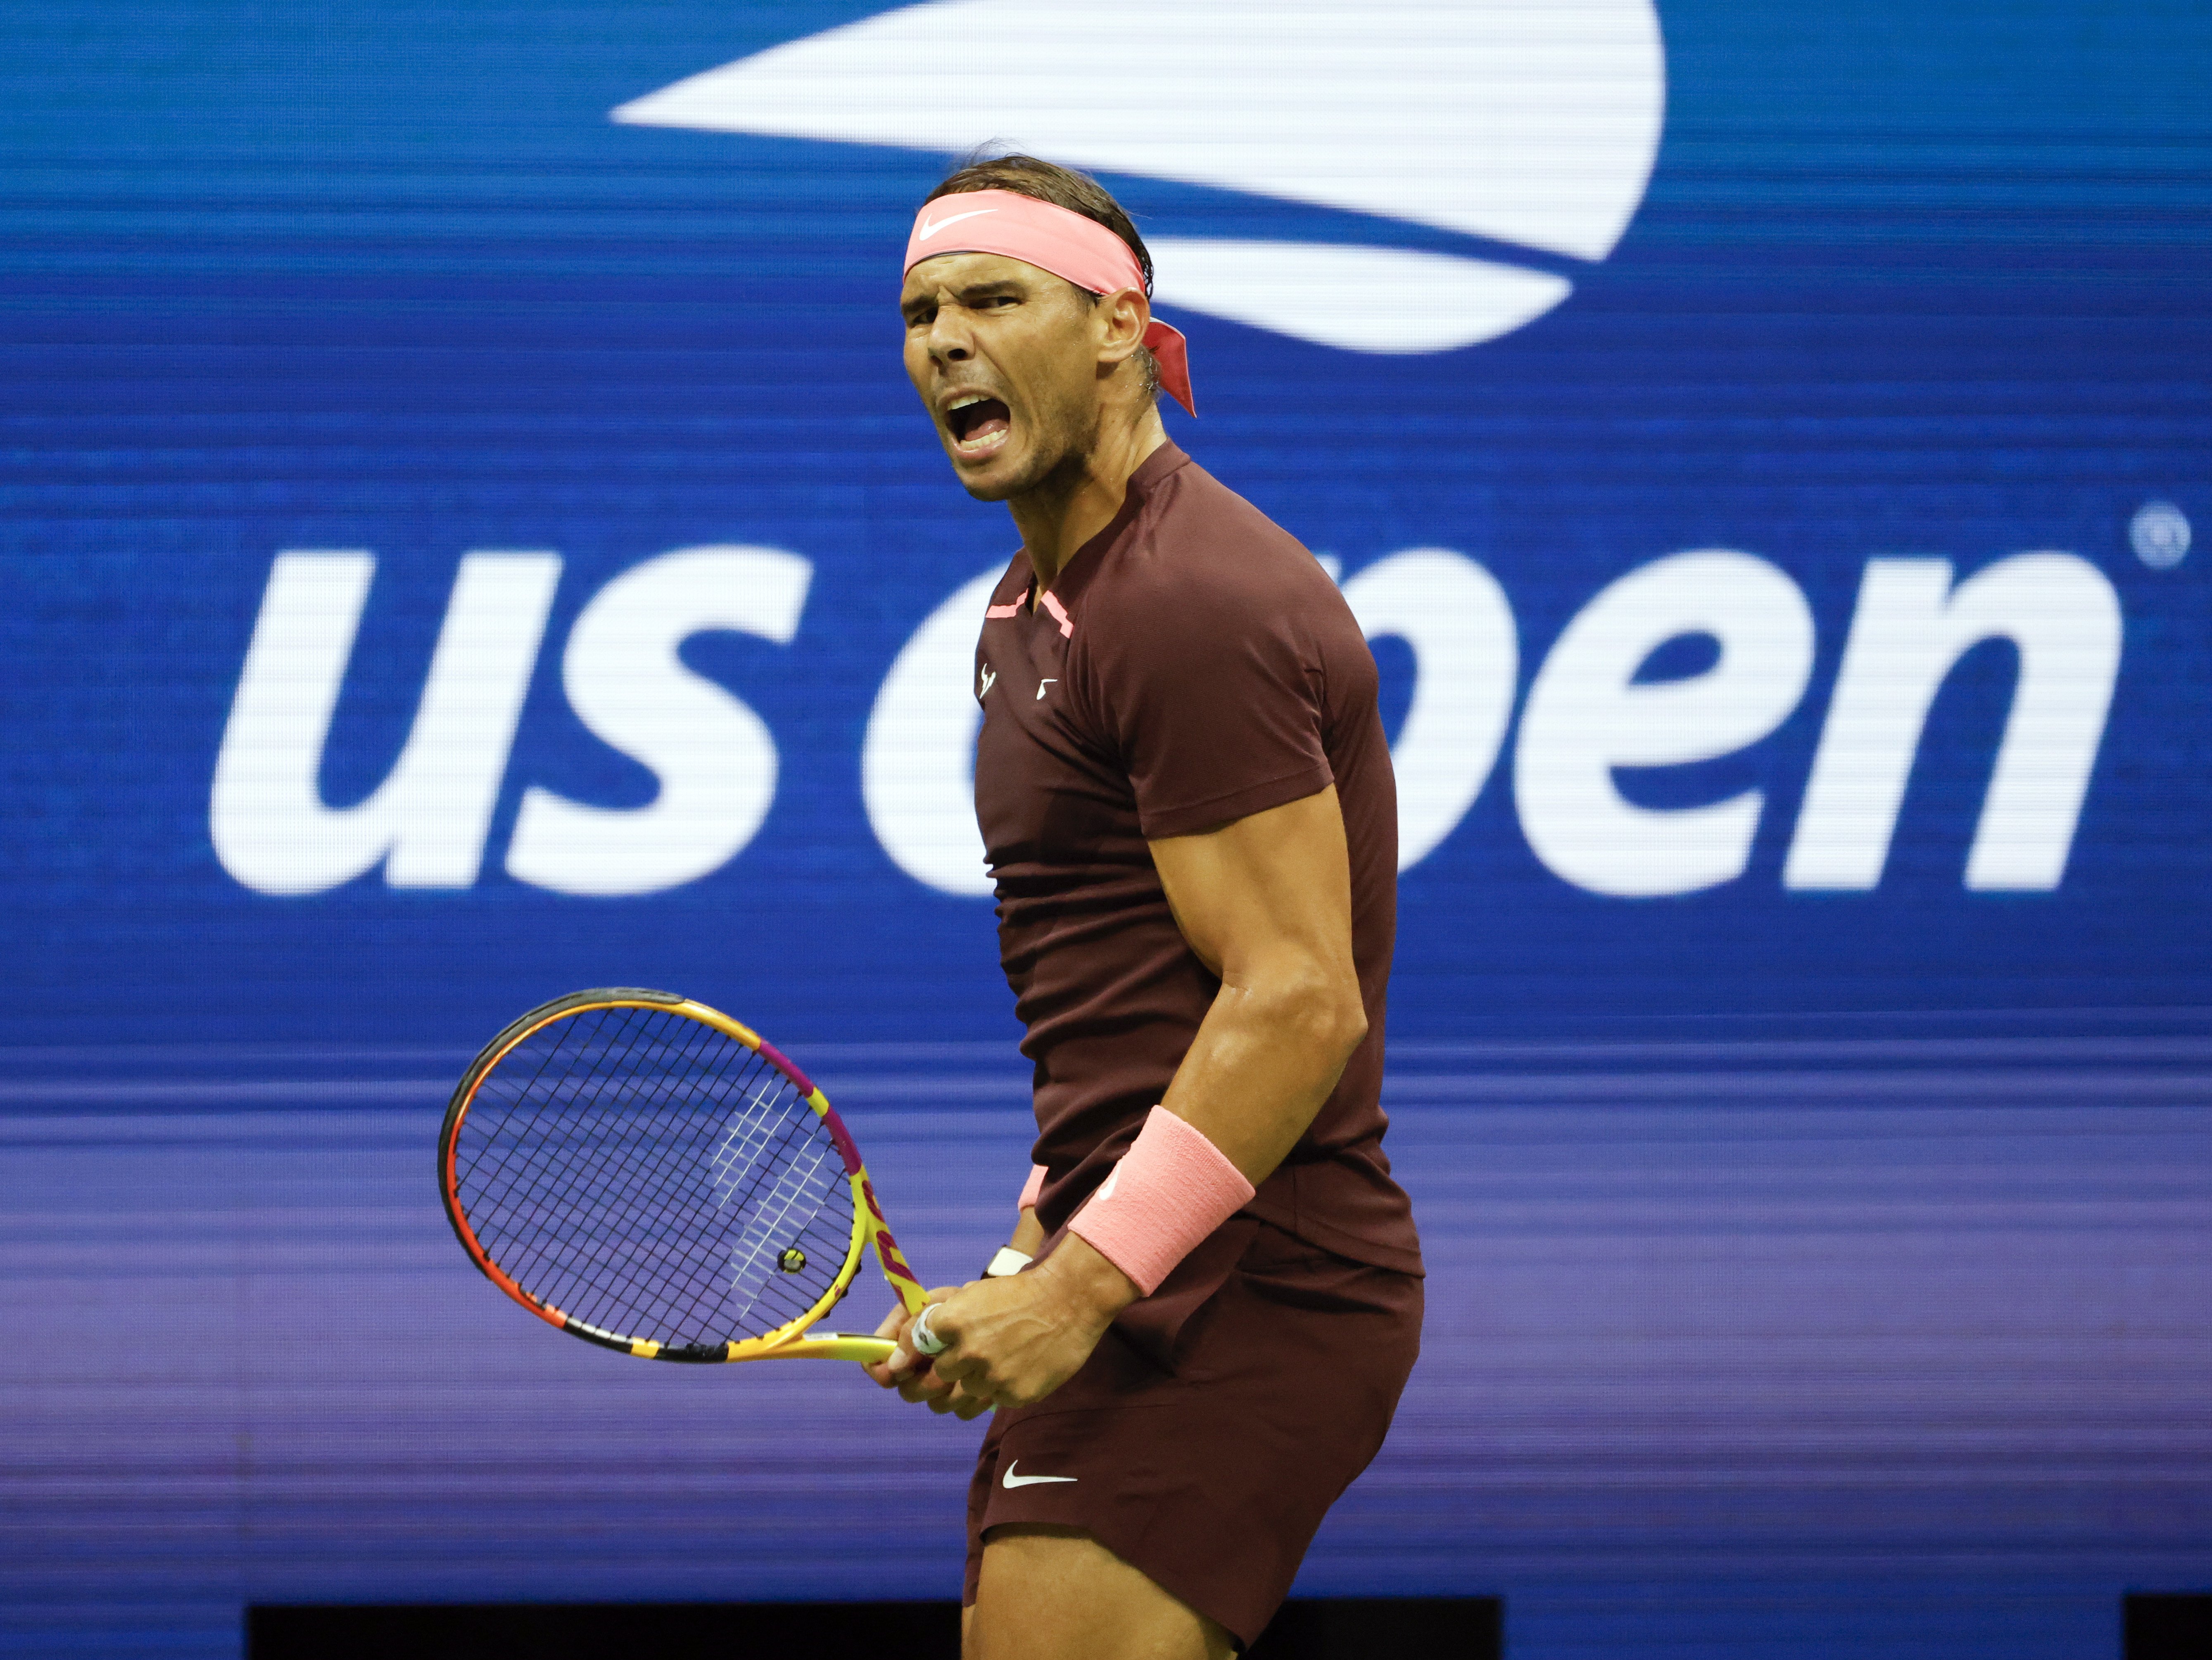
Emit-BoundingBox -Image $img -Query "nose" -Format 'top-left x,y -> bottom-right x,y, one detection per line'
926,304 -> 975,365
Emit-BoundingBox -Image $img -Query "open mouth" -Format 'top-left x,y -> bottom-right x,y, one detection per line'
945,394 -> 1012,456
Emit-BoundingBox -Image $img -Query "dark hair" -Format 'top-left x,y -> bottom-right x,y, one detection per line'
924,151 -> 1160,401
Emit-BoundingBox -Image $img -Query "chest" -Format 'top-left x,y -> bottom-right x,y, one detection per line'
972,609 -> 1139,861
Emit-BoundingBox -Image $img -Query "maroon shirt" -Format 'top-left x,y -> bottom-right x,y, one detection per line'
971,442 -> 1421,1276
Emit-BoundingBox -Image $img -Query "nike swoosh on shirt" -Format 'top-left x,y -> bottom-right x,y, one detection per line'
1002,1461 -> 1078,1489
916,207 -> 999,241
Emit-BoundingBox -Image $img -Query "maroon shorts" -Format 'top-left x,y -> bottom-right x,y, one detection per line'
962,1217 -> 1423,1650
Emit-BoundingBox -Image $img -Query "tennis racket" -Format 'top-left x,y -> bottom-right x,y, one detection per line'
438,987 -> 928,1365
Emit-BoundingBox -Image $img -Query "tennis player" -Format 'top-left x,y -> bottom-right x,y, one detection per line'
865,155 -> 1423,1660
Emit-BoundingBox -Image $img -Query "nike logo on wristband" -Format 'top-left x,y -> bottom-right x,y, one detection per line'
1002,1461 -> 1078,1489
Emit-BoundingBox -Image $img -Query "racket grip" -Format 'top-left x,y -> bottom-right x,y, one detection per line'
909,1302 -> 948,1356
777,1333 -> 900,1363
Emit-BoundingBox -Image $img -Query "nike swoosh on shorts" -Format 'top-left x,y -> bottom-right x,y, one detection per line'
1002,1461 -> 1078,1489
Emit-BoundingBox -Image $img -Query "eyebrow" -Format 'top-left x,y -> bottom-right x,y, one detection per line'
902,278 -> 1029,316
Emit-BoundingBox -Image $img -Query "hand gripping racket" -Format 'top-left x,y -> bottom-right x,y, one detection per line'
438,988 -> 929,1365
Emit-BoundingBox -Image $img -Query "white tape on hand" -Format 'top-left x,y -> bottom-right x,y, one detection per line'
909,1302 -> 948,1357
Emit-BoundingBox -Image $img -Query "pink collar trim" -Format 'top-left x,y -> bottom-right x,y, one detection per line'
981,580 -> 1075,639
1038,587 -> 1074,638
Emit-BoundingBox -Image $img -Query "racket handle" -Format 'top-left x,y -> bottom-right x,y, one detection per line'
778,1332 -> 900,1363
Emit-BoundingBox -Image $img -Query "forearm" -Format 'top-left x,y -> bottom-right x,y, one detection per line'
1032,974 -> 1358,1326
1157,970 -> 1365,1188
940,972 -> 1360,1380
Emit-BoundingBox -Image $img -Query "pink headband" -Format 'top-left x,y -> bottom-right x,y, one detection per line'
903,188 -> 1195,417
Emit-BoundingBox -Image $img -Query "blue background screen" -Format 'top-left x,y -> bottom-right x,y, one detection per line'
2,4 -> 2207,1655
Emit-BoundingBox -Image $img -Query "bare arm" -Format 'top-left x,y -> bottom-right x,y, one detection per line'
869,785 -> 1365,1415
1146,782 -> 1368,1183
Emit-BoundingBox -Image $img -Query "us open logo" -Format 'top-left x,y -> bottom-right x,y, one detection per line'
611,0 -> 1668,354
206,5 -> 2127,907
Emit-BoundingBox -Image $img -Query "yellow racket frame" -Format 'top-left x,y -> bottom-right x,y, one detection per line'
439,988 -> 929,1366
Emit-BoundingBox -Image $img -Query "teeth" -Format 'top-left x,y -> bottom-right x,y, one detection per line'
949,395 -> 985,411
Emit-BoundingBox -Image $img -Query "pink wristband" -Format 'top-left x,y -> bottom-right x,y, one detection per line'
1067,1108 -> 1256,1296
1018,1164 -> 1047,1211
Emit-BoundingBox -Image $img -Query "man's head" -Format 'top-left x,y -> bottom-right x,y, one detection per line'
900,155 -> 1165,502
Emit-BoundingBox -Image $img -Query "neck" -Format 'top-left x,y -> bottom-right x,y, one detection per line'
1007,404 -> 1169,590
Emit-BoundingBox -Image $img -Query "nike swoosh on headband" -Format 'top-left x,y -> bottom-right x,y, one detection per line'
1002,1461 -> 1078,1488
916,206 -> 999,240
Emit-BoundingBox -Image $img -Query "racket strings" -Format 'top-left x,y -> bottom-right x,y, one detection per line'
468,1002 -> 693,1229
468,1011 -> 833,1344
470,1004 -> 668,1237
586,1037 -> 827,1337
489,1009 -> 740,1332
716,1107 -> 843,1328
451,1005 -> 855,1349
470,1006 -> 706,1280
530,1016 -> 815,1340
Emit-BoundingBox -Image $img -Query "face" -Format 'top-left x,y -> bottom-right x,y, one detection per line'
900,251 -> 1112,502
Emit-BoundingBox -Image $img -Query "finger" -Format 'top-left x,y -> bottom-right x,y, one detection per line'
931,1347 -> 984,1389
908,1303 -> 956,1364
887,1335 -> 943,1379
897,1368 -> 952,1406
864,1303 -> 917,1386
916,1372 -> 971,1414
953,1391 -> 993,1422
866,1351 -> 910,1387
954,1372 -> 1000,1418
932,1377 -> 991,1418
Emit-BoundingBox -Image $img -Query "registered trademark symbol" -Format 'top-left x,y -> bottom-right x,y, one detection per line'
2130,500 -> 2191,569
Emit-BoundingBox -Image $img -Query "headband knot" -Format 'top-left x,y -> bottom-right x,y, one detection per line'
904,188 -> 1195,417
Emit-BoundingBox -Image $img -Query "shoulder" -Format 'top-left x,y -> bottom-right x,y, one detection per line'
1086,458 -> 1348,641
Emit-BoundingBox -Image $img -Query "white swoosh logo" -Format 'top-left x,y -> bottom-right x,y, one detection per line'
1003,1461 -> 1078,1489
916,206 -> 998,241
610,0 -> 1666,355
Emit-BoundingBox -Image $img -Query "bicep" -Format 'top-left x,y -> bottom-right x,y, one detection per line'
1147,785 -> 1356,985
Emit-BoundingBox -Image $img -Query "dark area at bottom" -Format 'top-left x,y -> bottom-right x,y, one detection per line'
2126,1594 -> 2212,1660
245,1596 -> 1505,1658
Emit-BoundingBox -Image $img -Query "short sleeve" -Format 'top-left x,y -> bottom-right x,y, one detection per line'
1079,573 -> 1335,840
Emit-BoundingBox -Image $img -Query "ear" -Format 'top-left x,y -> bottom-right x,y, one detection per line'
1092,285 -> 1151,368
